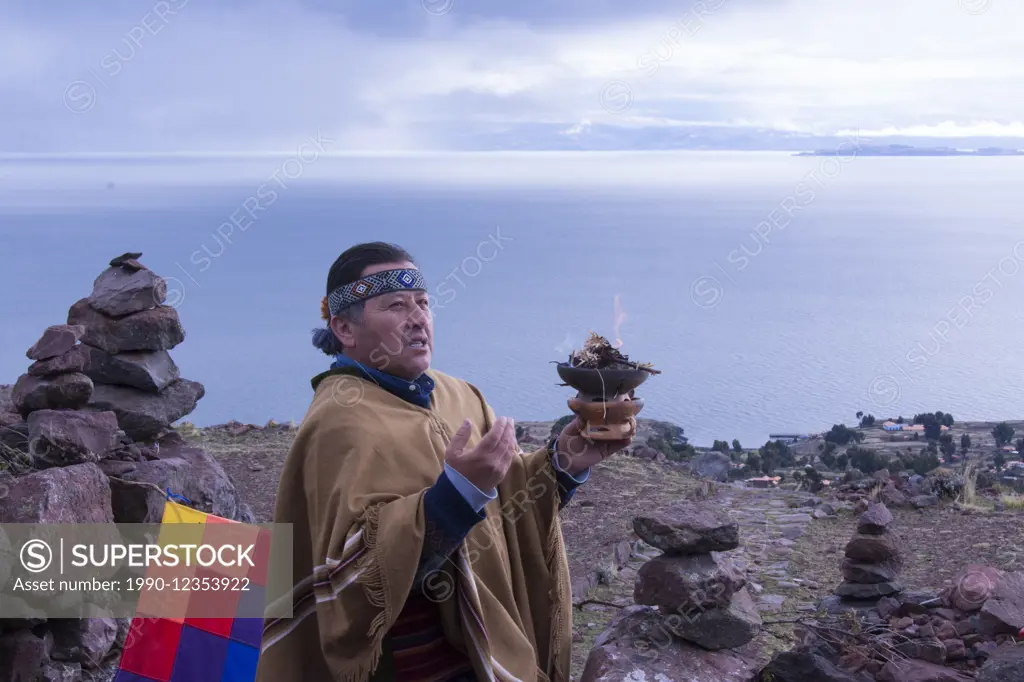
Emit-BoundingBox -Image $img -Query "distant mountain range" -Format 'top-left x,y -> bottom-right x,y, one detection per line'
795,144 -> 1024,157
439,122 -> 1024,153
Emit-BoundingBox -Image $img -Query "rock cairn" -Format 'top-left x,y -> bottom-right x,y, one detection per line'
0,253 -> 251,681
632,501 -> 762,650
833,502 -> 905,601
580,502 -> 764,682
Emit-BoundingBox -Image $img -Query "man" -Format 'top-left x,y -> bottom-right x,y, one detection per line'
256,242 -> 632,682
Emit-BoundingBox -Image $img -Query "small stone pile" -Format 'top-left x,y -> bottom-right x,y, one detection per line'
0,253 -> 251,681
580,502 -> 764,682
833,502 -> 905,601
631,501 -> 762,650
757,563 -> 1024,681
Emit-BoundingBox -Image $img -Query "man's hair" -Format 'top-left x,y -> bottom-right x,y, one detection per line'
311,242 -> 417,356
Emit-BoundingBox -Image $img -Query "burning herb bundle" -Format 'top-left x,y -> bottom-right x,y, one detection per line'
564,332 -> 660,374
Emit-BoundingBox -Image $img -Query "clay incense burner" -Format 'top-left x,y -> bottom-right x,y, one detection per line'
555,333 -> 660,441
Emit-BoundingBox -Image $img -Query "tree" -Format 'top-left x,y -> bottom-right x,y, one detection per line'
732,439 -> 742,452
712,440 -> 730,453
994,451 -> 1006,472
906,450 -> 941,476
804,467 -> 824,493
835,452 -> 849,470
1016,438 -> 1024,453
939,433 -> 957,459
856,411 -> 864,421
758,440 -> 795,475
745,452 -> 763,475
860,414 -> 876,427
848,446 -> 886,474
897,415 -> 905,424
993,422 -> 1015,447
821,448 -> 837,468
961,433 -> 972,454
825,424 -> 864,446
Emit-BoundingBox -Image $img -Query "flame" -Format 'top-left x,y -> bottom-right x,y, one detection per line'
613,294 -> 626,348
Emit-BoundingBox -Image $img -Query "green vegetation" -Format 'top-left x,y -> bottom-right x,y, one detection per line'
961,433 -> 971,454
825,424 -> 864,446
904,450 -> 941,476
848,446 -> 886,474
913,411 -> 955,427
758,439 -> 795,475
732,439 -> 742,452
712,440 -> 730,453
993,422 -> 1015,447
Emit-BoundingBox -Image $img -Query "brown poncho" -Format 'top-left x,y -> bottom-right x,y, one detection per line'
256,366 -> 572,682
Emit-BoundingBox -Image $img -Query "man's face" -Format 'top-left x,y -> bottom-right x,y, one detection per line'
333,260 -> 433,380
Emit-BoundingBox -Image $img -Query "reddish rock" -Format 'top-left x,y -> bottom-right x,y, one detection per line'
841,558 -> 901,584
977,643 -> 1024,681
633,501 -> 740,555
856,502 -> 894,534
634,552 -> 746,614
877,596 -> 901,619
88,379 -> 204,441
760,647 -> 867,682
661,588 -> 761,650
28,345 -> 90,377
845,533 -> 903,564
896,638 -> 946,665
877,658 -> 972,682
579,605 -> 761,682
943,638 -> 967,661
68,299 -> 184,354
978,572 -> 1024,636
834,581 -> 902,599
87,262 -> 167,317
0,463 -> 114,524
12,373 -> 93,415
109,436 -> 245,522
0,629 -> 54,682
934,620 -> 958,640
26,325 -> 85,361
880,483 -> 911,508
949,564 -> 1003,612
83,347 -> 180,393
50,618 -> 118,669
26,410 -> 120,466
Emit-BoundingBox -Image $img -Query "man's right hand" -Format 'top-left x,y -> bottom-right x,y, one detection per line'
445,416 -> 517,491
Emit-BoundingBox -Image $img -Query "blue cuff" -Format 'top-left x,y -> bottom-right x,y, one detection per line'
421,471 -> 486,558
444,463 -> 497,513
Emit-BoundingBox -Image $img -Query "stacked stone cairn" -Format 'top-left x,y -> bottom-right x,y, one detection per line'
0,253 -> 251,681
631,501 -> 762,650
833,502 -> 904,601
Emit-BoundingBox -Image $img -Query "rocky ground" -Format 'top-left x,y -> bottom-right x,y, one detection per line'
188,417 -> 1024,680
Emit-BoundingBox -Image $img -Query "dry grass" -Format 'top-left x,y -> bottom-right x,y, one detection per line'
1001,493 -> 1024,510
955,461 -> 990,512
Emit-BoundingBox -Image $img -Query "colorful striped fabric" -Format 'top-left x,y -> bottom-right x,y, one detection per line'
114,499 -> 271,682
387,593 -> 475,681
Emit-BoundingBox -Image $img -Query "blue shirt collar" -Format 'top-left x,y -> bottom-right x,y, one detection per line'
330,354 -> 435,409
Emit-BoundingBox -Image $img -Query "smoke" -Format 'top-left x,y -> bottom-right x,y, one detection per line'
613,294 -> 626,348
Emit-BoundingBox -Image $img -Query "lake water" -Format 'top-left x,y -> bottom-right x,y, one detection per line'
2,151 -> 1023,446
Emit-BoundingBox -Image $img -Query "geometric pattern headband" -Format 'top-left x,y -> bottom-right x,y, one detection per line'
321,268 -> 427,320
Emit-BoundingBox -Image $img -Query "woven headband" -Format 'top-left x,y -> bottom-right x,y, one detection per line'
321,268 -> 427,319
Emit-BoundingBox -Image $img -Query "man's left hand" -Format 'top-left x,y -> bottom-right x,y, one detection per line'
554,416 -> 633,476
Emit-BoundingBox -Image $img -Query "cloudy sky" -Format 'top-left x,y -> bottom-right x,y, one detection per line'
3,0 -> 1022,152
